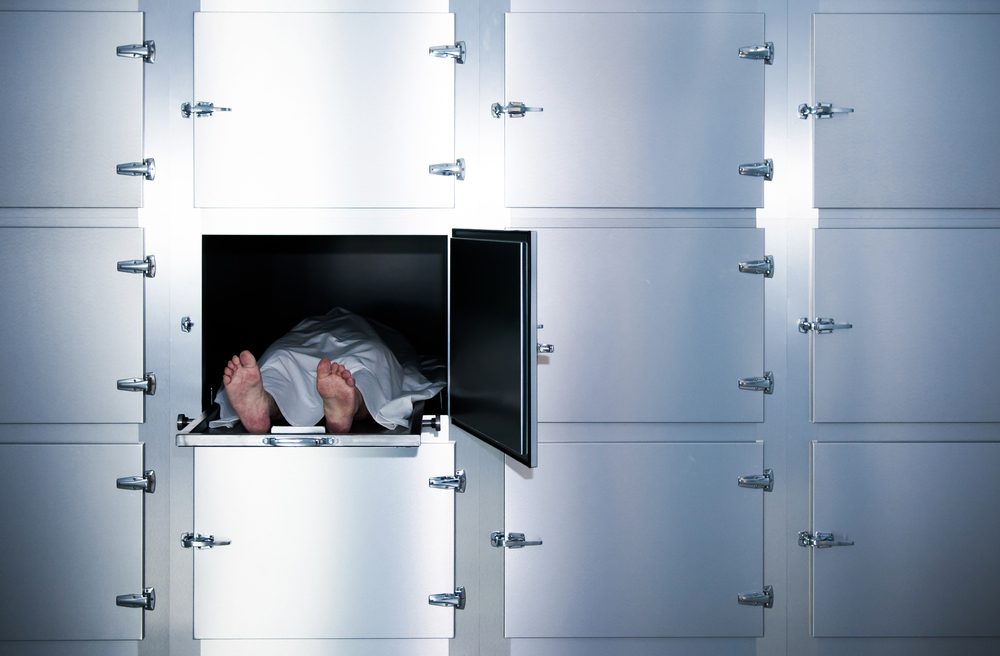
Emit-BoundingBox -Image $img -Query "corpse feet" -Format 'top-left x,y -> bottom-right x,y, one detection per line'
316,358 -> 365,434
222,351 -> 278,434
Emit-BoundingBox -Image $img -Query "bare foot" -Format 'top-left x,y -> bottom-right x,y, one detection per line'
316,358 -> 363,434
222,351 -> 277,434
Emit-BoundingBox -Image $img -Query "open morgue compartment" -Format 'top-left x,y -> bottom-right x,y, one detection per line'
178,234 -> 448,447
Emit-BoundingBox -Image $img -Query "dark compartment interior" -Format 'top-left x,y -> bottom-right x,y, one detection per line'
202,235 -> 448,426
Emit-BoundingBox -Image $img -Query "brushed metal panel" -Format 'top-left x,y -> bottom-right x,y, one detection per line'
0,228 -> 145,423
812,229 -> 1000,422
536,228 -> 765,422
504,13 -> 765,208
811,442 -> 1000,637
0,444 -> 144,640
194,12 -> 455,208
0,11 -> 143,207
813,14 -> 1000,208
504,442 -> 764,638
193,444 -> 455,638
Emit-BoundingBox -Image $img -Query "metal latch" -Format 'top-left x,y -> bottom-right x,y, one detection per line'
737,585 -> 773,608
739,255 -> 774,278
738,371 -> 774,395
117,40 -> 156,63
428,41 -> 466,64
799,102 -> 854,119
429,470 -> 466,493
117,373 -> 156,396
181,316 -> 194,333
738,468 -> 774,492
798,531 -> 854,548
428,586 -> 466,609
738,159 -> 773,181
491,531 -> 543,549
798,317 -> 853,334
181,533 -> 232,549
118,255 -> 156,278
492,101 -> 543,118
116,587 -> 155,610
117,158 -> 156,181
738,42 -> 774,65
537,343 -> 555,354
117,469 -> 156,494
429,159 -> 465,181
182,101 -> 231,118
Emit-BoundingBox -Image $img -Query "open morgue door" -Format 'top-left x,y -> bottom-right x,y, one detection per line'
450,230 -> 537,467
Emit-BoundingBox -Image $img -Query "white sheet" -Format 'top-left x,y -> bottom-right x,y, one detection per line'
214,308 -> 444,430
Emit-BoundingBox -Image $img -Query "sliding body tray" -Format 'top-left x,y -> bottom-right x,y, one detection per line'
176,404 -> 443,447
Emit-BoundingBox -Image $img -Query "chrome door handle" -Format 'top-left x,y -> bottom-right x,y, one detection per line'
798,530 -> 854,548
798,317 -> 853,334
491,531 -> 543,548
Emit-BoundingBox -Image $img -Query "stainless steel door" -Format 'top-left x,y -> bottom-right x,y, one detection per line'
810,229 -> 1000,422
504,442 -> 765,638
194,12 -> 456,208
0,11 -> 145,207
0,443 -> 145,640
193,444 -> 455,639
811,14 -> 1000,208
0,228 -> 147,423
537,228 -> 766,422
810,441 -> 1000,637
503,12 -> 765,208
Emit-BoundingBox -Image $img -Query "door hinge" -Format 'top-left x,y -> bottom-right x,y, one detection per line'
738,371 -> 774,395
737,585 -> 773,608
181,101 -> 231,118
738,159 -> 773,181
429,469 -> 466,493
428,41 -> 466,64
797,317 -> 853,334
117,469 -> 156,494
738,255 -> 774,278
181,532 -> 232,549
117,255 -> 156,278
428,586 -> 466,609
798,531 -> 854,548
738,468 -> 774,492
491,531 -> 543,549
429,159 -> 465,181
117,373 -> 156,396
738,41 -> 774,65
798,102 -> 854,120
116,587 -> 155,610
492,101 -> 544,119
117,40 -> 156,63
116,158 -> 156,180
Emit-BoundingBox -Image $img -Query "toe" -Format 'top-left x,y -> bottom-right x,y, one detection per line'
238,350 -> 257,368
